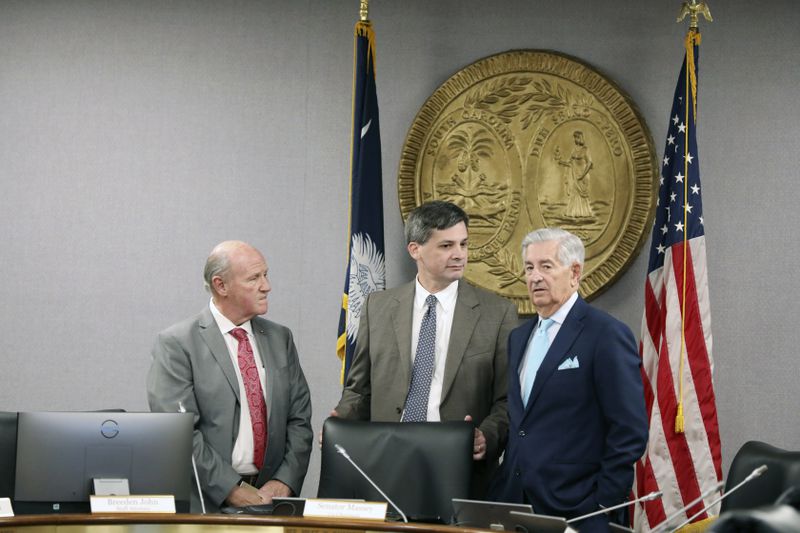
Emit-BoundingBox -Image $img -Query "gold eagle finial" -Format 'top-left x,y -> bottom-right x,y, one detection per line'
359,0 -> 369,22
677,0 -> 713,29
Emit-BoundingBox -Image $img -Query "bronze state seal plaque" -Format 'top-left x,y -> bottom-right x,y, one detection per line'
397,50 -> 658,315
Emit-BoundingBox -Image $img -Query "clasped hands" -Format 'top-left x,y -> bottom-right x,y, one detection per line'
225,479 -> 291,507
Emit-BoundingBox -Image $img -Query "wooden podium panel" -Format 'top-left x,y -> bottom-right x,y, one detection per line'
0,513 -> 489,533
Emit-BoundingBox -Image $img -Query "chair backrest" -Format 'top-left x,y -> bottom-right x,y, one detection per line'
0,411 -> 18,499
318,418 -> 473,523
721,440 -> 800,512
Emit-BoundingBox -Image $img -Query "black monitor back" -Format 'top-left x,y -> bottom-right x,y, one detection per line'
14,411 -> 192,514
318,418 -> 472,523
0,411 -> 17,500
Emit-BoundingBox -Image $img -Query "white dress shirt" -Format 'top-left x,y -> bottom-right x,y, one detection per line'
209,299 -> 267,476
407,278 -> 459,421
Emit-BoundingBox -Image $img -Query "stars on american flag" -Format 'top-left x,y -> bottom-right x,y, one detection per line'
646,66 -> 705,274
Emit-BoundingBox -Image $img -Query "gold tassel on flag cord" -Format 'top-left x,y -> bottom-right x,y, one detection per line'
676,29 -> 701,434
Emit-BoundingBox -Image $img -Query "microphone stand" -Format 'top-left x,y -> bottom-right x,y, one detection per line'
651,481 -> 724,533
670,465 -> 768,533
567,491 -> 662,524
179,402 -> 207,514
334,444 -> 408,523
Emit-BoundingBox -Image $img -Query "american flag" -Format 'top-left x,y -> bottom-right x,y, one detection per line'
633,30 -> 723,531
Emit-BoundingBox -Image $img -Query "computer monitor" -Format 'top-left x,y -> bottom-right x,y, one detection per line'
508,510 -> 569,533
14,411 -> 193,514
0,412 -> 18,500
318,418 -> 473,524
451,498 -> 533,530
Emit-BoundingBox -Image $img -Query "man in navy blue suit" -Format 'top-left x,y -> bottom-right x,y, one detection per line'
489,228 -> 648,532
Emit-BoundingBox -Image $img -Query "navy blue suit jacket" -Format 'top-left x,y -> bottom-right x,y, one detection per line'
489,296 -> 648,523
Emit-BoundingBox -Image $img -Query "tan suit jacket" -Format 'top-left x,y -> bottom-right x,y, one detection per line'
336,280 -> 518,497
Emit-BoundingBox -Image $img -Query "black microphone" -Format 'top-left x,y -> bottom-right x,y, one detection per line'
566,491 -> 663,524
669,465 -> 768,532
178,401 -> 207,514
334,443 -> 408,523
650,480 -> 724,533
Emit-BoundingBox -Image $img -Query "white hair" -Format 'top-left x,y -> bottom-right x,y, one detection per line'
521,227 -> 585,268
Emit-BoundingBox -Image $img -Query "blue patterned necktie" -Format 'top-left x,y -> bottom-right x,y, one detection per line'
521,318 -> 554,407
402,294 -> 438,422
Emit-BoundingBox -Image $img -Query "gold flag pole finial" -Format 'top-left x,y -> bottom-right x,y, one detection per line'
677,0 -> 713,29
359,0 -> 369,22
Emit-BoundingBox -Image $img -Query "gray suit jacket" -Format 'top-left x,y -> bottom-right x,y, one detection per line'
147,308 -> 312,512
336,280 -> 518,497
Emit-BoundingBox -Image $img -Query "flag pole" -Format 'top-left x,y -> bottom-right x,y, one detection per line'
673,0 -> 712,434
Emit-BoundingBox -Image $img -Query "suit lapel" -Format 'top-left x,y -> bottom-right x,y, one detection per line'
251,318 -> 275,425
392,282 -> 415,388
525,298 -> 587,413
441,282 -> 479,401
510,318 -> 537,413
198,308 -> 240,401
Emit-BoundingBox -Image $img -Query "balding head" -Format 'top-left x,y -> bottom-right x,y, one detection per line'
204,241 -> 271,325
204,241 -> 253,295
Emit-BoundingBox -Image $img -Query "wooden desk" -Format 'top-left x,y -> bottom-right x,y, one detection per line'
0,513 -> 490,533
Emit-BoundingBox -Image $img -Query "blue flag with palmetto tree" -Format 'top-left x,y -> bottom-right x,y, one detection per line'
336,18 -> 385,383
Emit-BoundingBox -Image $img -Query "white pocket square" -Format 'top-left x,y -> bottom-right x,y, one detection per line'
557,356 -> 580,370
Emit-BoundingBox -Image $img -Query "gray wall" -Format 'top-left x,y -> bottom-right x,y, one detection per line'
1,0 -> 798,497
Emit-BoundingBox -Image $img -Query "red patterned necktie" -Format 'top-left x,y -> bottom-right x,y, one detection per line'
230,327 -> 268,470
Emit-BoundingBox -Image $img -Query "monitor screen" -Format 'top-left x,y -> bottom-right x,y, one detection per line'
14,411 -> 193,514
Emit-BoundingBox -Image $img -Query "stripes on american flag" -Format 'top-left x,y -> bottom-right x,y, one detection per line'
633,29 -> 723,531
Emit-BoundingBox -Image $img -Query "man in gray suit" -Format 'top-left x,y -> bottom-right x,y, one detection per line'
334,201 -> 518,497
147,241 -> 312,512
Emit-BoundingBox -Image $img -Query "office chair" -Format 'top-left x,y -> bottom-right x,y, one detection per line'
318,418 -> 473,523
720,440 -> 800,513
709,504 -> 800,533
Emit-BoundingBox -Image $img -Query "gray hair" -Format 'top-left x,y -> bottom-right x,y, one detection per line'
521,227 -> 585,268
404,201 -> 469,244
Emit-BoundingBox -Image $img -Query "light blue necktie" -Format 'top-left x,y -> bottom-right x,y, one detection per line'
402,294 -> 438,422
521,318 -> 554,407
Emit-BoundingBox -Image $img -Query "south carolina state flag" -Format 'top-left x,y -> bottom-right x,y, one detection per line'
336,19 -> 385,383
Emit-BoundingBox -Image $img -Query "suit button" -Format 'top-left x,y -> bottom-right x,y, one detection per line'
514,469 -> 521,477
396,407 -> 402,414
518,430 -> 526,437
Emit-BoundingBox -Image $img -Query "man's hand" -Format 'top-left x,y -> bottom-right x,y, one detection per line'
224,483 -> 264,507
318,409 -> 339,448
464,415 -> 487,460
257,479 -> 292,503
